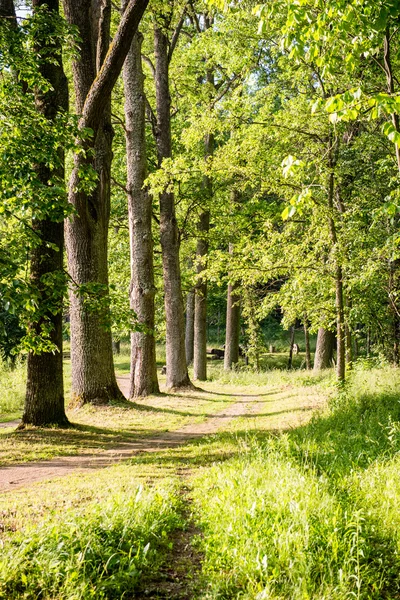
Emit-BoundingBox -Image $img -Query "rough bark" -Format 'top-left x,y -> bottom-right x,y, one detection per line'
21,0 -> 69,426
123,28 -> 159,397
185,289 -> 195,365
154,20 -> 191,390
63,0 -> 148,404
224,245 -> 241,371
313,328 -> 335,371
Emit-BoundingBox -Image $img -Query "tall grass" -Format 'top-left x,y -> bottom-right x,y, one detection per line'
191,365 -> 400,599
0,360 -> 25,418
0,481 -> 183,599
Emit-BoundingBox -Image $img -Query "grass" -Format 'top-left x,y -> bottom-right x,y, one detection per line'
1,360 -> 400,598
189,365 -> 400,599
0,475 -> 184,599
0,360 -> 25,420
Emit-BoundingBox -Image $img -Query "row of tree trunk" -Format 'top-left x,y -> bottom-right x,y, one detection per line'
2,0 -> 350,430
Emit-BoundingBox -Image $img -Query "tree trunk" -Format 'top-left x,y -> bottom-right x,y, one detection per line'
154,21 -> 191,390
194,210 -> 210,381
123,28 -> 159,397
63,0 -> 148,404
345,297 -> 353,370
313,328 -> 335,371
224,247 -> 241,371
185,289 -> 195,365
304,318 -> 311,370
22,0 -> 69,427
64,0 -> 122,405
327,132 -> 345,382
112,340 -> 121,354
288,325 -> 295,370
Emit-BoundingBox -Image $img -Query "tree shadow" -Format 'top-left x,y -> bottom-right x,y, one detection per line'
287,387 -> 400,478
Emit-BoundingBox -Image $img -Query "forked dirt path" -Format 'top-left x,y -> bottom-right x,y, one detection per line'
0,376 -> 324,493
0,378 -> 260,493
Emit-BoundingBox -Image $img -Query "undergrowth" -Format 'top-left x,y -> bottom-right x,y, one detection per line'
191,365 -> 400,599
0,481 -> 183,599
0,360 -> 25,418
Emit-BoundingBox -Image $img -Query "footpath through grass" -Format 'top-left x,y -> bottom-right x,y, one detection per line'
0,364 -> 400,598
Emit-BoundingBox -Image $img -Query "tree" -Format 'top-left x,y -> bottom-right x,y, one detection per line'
63,0 -> 149,404
153,7 -> 191,390
123,26 -> 159,396
0,0 -> 71,425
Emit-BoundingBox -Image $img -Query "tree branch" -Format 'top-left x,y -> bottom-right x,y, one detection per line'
168,6 -> 186,63
80,0 -> 149,133
141,53 -> 155,77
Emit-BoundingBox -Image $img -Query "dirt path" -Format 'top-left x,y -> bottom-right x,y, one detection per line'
0,390 -> 257,493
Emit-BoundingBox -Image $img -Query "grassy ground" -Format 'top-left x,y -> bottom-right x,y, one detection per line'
1,359 -> 400,598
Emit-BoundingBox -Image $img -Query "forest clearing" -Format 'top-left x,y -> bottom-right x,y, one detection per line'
2,0 -> 400,597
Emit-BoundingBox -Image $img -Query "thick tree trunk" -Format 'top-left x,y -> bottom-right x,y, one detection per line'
64,0 -> 148,404
304,318 -> 311,370
224,248 -> 241,371
313,328 -> 335,371
123,29 -> 159,397
22,0 -> 69,427
185,289 -> 195,365
154,21 -> 191,390
194,210 -> 210,380
64,0 -> 123,405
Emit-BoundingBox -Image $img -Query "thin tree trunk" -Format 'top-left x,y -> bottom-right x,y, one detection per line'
383,30 -> 400,361
304,318 -> 311,370
185,289 -> 195,365
123,27 -> 159,397
22,0 -> 69,426
63,0 -> 148,404
288,325 -> 295,370
154,20 -> 191,390
224,245 -> 241,371
313,328 -> 335,371
194,210 -> 210,380
327,133 -> 345,382
345,297 -> 353,369
193,17 -> 214,381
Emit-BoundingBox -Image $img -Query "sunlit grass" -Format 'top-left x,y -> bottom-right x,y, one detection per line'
0,360 -> 25,420
0,473 -> 183,599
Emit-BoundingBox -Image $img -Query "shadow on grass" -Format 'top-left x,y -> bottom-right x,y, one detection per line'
287,387 -> 400,478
